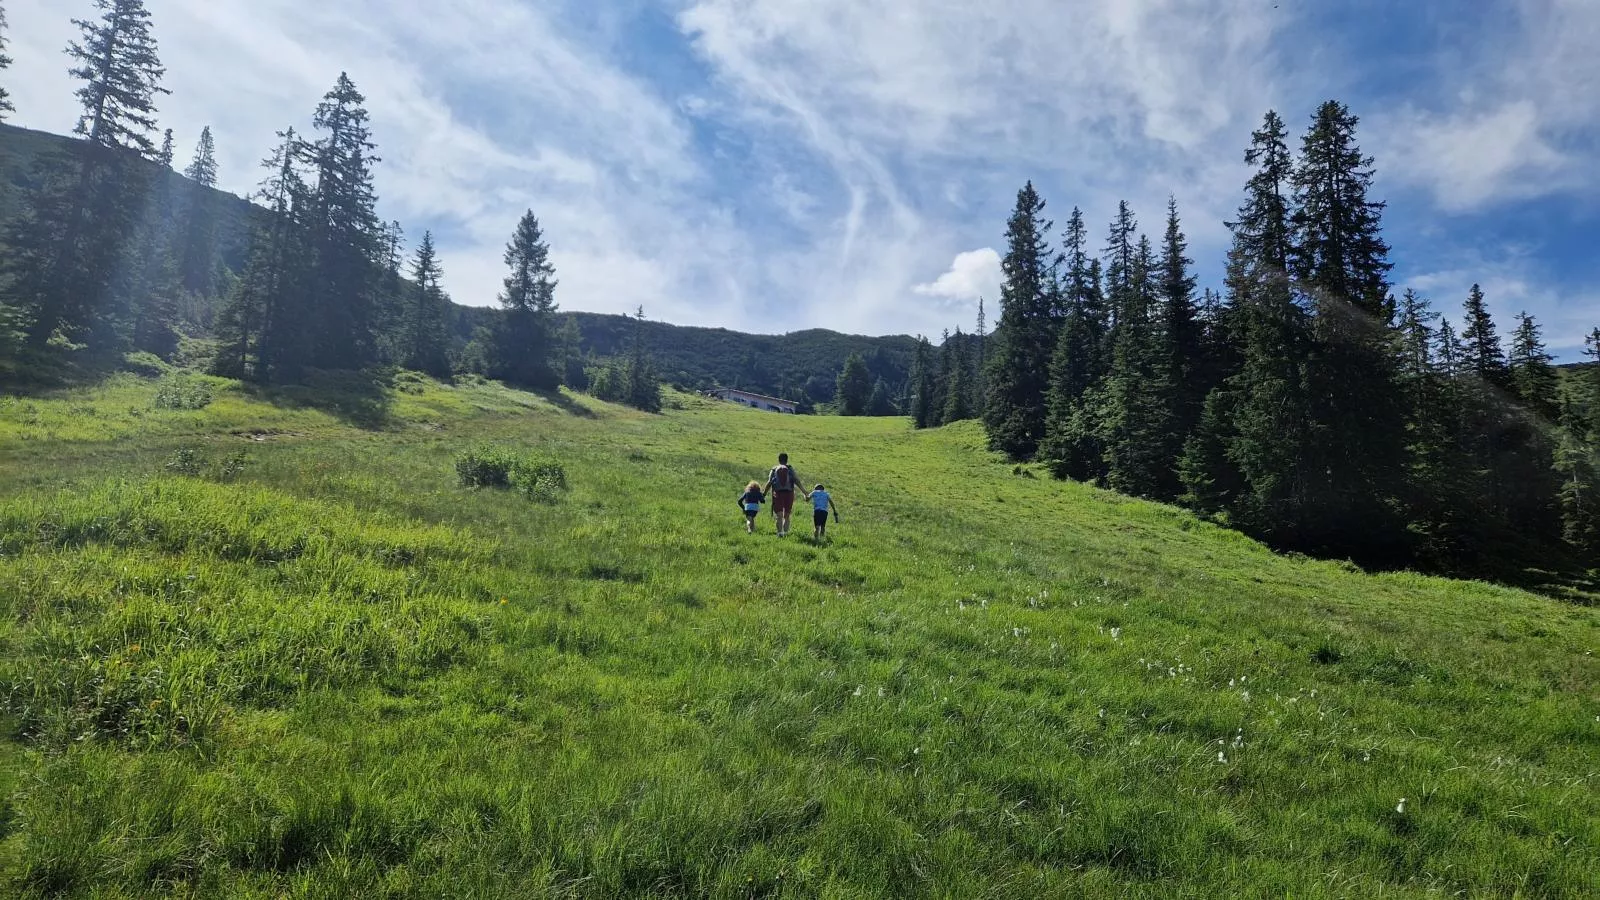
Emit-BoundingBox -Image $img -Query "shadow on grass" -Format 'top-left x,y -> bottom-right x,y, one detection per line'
533,388 -> 598,419
245,369 -> 396,430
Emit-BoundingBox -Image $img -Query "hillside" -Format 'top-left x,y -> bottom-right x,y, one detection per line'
0,372 -> 1595,897
2,124 -> 925,402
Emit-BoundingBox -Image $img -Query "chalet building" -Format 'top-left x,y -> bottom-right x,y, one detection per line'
708,388 -> 799,414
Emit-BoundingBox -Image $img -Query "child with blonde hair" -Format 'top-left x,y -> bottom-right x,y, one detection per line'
737,480 -> 766,534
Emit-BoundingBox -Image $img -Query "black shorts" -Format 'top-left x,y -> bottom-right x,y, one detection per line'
744,509 -> 759,520
814,509 -> 829,527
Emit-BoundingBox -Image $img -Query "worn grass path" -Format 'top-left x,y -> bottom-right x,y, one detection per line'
0,373 -> 1596,898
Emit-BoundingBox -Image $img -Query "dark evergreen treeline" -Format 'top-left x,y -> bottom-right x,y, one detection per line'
973,102 -> 1600,568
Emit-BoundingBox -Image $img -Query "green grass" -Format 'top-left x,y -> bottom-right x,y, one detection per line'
1,373 -> 1596,898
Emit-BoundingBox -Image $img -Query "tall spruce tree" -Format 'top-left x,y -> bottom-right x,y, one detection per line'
3,0 -> 170,349
213,130 -> 310,381
1555,395 -> 1599,553
868,377 -> 897,416
836,352 -> 872,416
909,336 -> 937,428
1585,328 -> 1600,436
0,2 -> 14,120
1100,234 -> 1179,499
402,231 -> 450,378
492,210 -> 559,388
1182,110 -> 1311,536
1290,100 -> 1406,557
127,129 -> 182,357
983,182 -> 1056,458
1508,311 -> 1558,421
179,126 -> 221,296
623,306 -> 661,412
1161,197 -> 1204,440
304,73 -> 381,370
942,329 -> 974,423
1040,207 -> 1108,480
1461,284 -> 1510,390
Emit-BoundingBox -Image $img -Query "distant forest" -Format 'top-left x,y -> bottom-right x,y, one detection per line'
0,2 -> 1594,574
955,105 -> 1599,572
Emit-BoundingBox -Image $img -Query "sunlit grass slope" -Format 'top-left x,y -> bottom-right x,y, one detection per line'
1,374 -> 1596,898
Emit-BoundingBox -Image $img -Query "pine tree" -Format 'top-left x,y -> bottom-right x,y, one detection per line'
1102,201 -> 1139,334
402,231 -> 450,378
179,126 -> 221,296
492,210 -> 560,388
836,353 -> 872,416
1461,284 -> 1510,390
1183,110 -> 1311,539
1555,396 -> 1599,554
623,306 -> 661,412
556,316 -> 587,390
1291,100 -> 1406,557
942,331 -> 974,423
1508,311 -> 1558,421
213,130 -> 310,381
983,182 -> 1057,458
868,377 -> 897,416
1161,197 -> 1205,441
3,0 -> 170,349
974,297 -> 988,410
1100,234 -> 1179,500
1040,207 -> 1109,480
0,2 -> 14,120
1585,328 -> 1600,436
909,336 -> 937,428
304,73 -> 381,369
127,130 -> 182,357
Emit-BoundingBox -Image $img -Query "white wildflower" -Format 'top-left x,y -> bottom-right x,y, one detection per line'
1110,627 -> 1122,641
1395,798 -> 1406,814
852,685 -> 863,697
1217,751 -> 1226,763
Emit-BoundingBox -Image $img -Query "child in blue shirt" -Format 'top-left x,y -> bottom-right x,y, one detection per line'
810,484 -> 840,540
738,481 -> 766,534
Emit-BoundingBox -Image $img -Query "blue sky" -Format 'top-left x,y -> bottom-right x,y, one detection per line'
7,0 -> 1597,357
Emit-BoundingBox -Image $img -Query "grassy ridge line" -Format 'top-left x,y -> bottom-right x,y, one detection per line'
0,374 -> 1597,897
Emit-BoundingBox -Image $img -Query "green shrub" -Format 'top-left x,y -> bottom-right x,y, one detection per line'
121,351 -> 172,378
163,447 -> 203,476
152,376 -> 213,411
455,446 -> 566,502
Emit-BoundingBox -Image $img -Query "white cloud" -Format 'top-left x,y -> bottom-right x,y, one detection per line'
1381,102 -> 1570,212
1373,0 -> 1600,211
914,249 -> 1002,304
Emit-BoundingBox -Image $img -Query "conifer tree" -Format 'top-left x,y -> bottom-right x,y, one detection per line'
402,231 -> 450,377
974,297 -> 988,409
1290,100 -> 1405,556
213,130 -> 310,380
179,126 -> 221,296
4,0 -> 170,348
983,182 -> 1056,458
909,336 -> 937,428
1585,328 -> 1600,436
1461,284 -> 1510,390
0,2 -> 14,120
492,210 -> 559,388
1183,109 -> 1311,538
836,352 -> 872,416
623,306 -> 661,412
1555,396 -> 1599,553
556,316 -> 588,389
304,73 -> 381,369
1161,197 -> 1204,438
1508,311 -> 1558,421
868,377 -> 897,416
1040,207 -> 1109,480
942,330 -> 974,423
1100,234 -> 1179,499
127,130 -> 182,357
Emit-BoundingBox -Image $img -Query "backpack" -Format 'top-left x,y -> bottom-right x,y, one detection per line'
772,465 -> 793,491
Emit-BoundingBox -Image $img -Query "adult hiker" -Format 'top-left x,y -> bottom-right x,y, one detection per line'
767,452 -> 808,537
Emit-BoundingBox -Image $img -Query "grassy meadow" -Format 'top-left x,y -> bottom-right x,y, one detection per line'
0,371 -> 1596,898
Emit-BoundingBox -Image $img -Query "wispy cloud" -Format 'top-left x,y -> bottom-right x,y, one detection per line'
2,0 -> 1593,348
